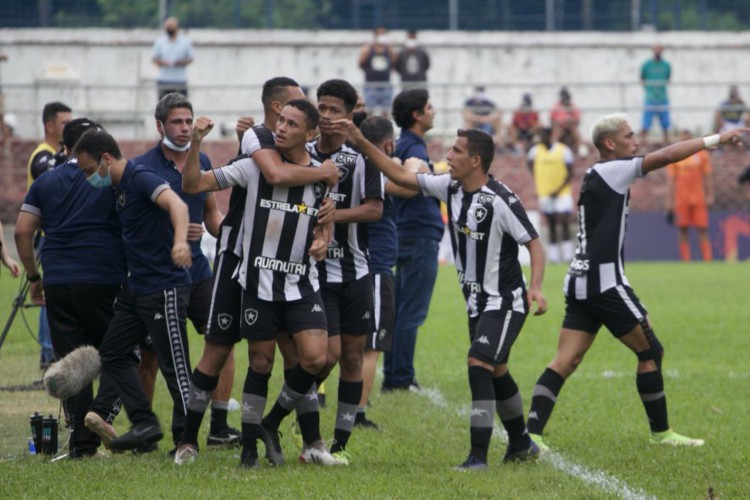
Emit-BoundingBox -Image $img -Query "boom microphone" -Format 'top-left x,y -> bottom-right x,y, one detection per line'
43,345 -> 101,400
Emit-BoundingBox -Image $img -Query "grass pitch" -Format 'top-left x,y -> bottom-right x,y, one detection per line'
0,262 -> 747,499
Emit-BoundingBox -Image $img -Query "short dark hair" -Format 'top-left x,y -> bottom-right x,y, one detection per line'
155,93 -> 193,122
316,79 -> 358,113
392,88 -> 429,129
359,116 -> 394,147
42,102 -> 71,125
62,118 -> 103,150
457,129 -> 494,172
262,77 -> 300,110
72,130 -> 123,161
285,99 -> 320,130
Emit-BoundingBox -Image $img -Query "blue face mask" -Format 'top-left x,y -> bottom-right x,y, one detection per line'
86,159 -> 112,188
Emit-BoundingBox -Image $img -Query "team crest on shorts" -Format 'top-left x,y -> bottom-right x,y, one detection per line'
244,308 -> 259,326
473,206 -> 488,223
378,329 -> 387,341
217,313 -> 233,330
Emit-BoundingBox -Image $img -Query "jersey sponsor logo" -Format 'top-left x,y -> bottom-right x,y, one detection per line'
244,308 -> 258,325
453,222 -> 486,241
328,192 -> 347,203
473,206 -> 488,223
477,193 -> 495,204
333,152 -> 358,168
476,335 -> 490,345
458,272 -> 483,293
217,313 -> 233,330
311,303 -> 323,313
253,256 -> 308,275
260,198 -> 319,217
326,240 -> 346,259
568,255 -> 589,277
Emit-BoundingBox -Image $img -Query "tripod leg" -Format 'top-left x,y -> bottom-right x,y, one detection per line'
0,278 -> 32,352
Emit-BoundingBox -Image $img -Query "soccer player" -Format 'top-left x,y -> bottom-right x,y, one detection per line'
16,118 -> 124,458
284,79 -> 383,465
527,127 -> 575,263
337,120 -> 547,469
176,99 -> 339,468
525,114 -> 746,450
73,129 -> 192,452
665,130 -> 714,262
132,93 -> 241,449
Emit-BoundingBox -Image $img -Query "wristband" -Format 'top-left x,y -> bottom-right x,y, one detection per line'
703,134 -> 720,148
27,274 -> 41,283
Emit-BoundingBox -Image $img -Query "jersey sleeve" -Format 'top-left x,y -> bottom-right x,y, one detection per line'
21,181 -> 43,217
29,150 -> 54,180
133,168 -> 171,202
416,173 -> 451,202
213,157 -> 255,189
594,157 -> 644,194
362,156 -> 384,200
241,126 -> 277,156
494,196 -> 539,245
526,145 -> 537,163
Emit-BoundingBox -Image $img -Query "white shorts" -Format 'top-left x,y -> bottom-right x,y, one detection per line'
538,194 -> 574,214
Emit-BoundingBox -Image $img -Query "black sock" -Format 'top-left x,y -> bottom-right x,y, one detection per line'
636,370 -> 669,432
241,368 -> 270,448
210,402 -> 229,434
262,364 -> 317,431
527,368 -> 565,435
296,384 -> 321,445
468,366 -> 494,464
493,372 -> 530,452
183,369 -> 219,445
330,380 -> 363,453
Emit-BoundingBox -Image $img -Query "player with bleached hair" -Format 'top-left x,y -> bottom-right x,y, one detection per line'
525,113 -> 747,449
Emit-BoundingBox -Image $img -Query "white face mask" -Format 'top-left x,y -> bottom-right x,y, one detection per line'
160,122 -> 191,152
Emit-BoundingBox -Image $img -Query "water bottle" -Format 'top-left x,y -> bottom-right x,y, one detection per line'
41,415 -> 58,455
28,438 -> 37,455
29,412 -> 44,453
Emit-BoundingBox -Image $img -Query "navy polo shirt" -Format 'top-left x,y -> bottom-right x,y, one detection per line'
132,144 -> 213,284
21,160 -> 126,286
393,129 -> 445,242
115,161 -> 191,296
367,189 -> 397,275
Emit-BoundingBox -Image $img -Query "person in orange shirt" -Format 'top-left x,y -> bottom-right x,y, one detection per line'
665,130 -> 714,261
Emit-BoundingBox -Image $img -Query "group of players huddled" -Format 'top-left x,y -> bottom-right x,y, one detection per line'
19,74 -> 745,470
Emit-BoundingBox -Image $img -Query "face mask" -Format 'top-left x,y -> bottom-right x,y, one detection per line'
161,122 -> 191,151
86,159 -> 112,188
166,29 -> 177,36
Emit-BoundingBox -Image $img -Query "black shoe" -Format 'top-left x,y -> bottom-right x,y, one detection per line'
207,426 -> 241,448
240,445 -> 260,469
503,441 -> 540,463
131,441 -> 159,455
354,415 -> 381,430
109,422 -> 163,452
259,426 -> 285,466
454,454 -> 488,470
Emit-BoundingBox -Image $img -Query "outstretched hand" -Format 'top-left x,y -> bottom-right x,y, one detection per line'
717,128 -> 750,147
192,116 -> 214,143
329,119 -> 364,146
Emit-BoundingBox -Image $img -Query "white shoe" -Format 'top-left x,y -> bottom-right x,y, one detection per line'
298,442 -> 340,466
174,443 -> 198,465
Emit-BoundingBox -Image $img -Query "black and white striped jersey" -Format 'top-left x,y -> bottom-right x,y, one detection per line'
417,173 -> 538,317
215,125 -> 276,258
213,153 -> 327,302
563,157 -> 645,300
307,140 -> 384,284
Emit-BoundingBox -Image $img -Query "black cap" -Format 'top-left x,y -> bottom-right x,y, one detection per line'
62,118 -> 102,149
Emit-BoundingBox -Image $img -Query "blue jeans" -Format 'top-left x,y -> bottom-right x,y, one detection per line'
39,306 -> 54,364
383,238 -> 439,388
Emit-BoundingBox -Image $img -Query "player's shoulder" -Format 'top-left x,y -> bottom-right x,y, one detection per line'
484,178 -> 519,205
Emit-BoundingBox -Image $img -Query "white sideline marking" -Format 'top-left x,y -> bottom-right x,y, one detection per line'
415,385 -> 654,500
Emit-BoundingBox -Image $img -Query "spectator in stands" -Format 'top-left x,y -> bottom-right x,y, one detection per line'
715,85 -> 749,133
508,93 -> 540,153
152,17 -> 194,100
463,86 -> 502,145
665,130 -> 714,262
640,44 -> 671,143
358,27 -> 396,117
395,30 -> 430,89
550,87 -> 582,154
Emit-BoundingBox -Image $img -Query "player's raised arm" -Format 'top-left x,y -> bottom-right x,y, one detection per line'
331,118 -> 420,190
183,116 -> 219,193
643,128 -> 748,174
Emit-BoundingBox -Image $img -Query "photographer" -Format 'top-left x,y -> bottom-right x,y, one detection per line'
15,118 -> 125,459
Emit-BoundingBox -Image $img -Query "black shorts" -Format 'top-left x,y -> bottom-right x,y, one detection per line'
321,274 -> 374,337
240,290 -> 328,341
187,276 -> 213,334
562,285 -> 648,337
204,252 -> 244,346
468,291 -> 529,366
366,273 -> 394,352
